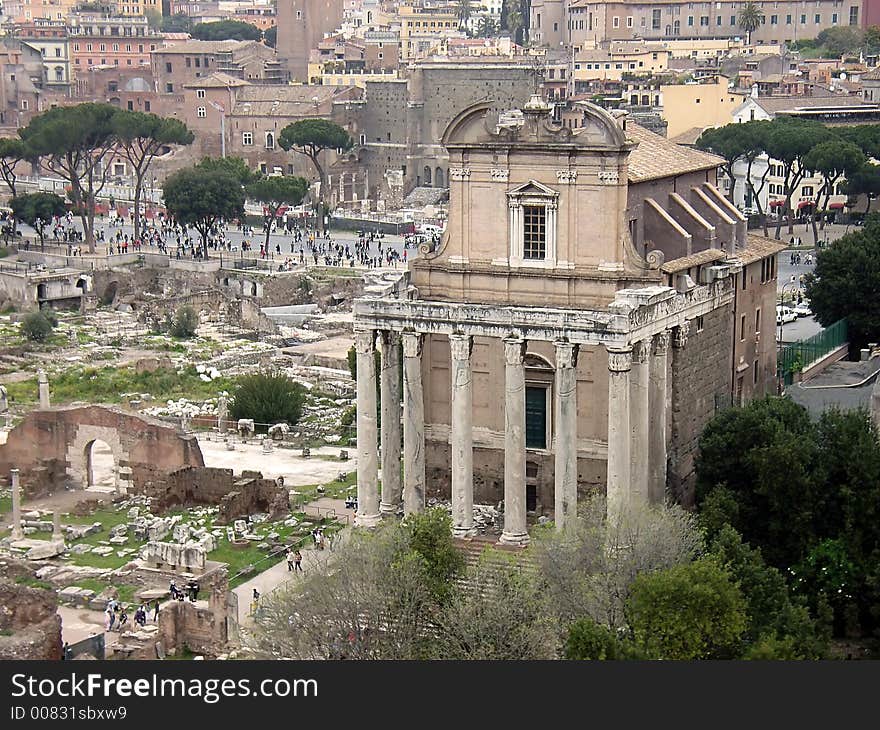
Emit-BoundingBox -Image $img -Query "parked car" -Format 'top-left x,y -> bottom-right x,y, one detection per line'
792,302 -> 812,318
776,306 -> 797,325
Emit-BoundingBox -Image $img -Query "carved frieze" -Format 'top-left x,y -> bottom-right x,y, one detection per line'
598,170 -> 619,184
490,168 -> 510,181
449,168 -> 471,181
556,170 -> 578,184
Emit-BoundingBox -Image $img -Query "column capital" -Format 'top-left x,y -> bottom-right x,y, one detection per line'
632,339 -> 651,364
673,321 -> 690,348
449,332 -> 472,361
354,329 -> 375,354
607,345 -> 632,373
554,340 -> 579,369
503,335 -> 527,366
401,331 -> 423,359
653,330 -> 672,356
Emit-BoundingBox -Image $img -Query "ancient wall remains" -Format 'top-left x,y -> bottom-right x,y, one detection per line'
143,467 -> 288,524
0,405 -> 204,498
0,578 -> 62,660
668,304 -> 734,506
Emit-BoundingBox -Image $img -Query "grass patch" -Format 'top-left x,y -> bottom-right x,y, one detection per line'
0,496 -> 10,514
290,471 -> 357,507
15,575 -> 53,590
70,579 -> 137,606
3,365 -> 235,406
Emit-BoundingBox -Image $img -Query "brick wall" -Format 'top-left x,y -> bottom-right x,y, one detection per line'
668,304 -> 733,506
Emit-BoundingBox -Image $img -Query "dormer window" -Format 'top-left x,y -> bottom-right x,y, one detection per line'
507,180 -> 559,267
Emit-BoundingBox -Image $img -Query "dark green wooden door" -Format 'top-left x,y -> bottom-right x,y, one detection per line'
525,386 -> 547,449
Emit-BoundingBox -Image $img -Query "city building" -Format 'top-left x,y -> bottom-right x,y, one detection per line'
10,19 -> 73,93
276,0 -> 346,82
69,14 -> 158,73
352,98 -> 782,540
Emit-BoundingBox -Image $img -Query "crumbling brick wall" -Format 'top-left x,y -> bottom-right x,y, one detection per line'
0,579 -> 62,660
158,567 -> 229,656
144,466 -> 288,523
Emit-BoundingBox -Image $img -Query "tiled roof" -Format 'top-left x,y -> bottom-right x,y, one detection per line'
230,85 -> 361,116
668,126 -> 707,146
862,66 -> 880,81
155,39 -> 258,55
183,72 -> 248,89
626,121 -> 722,183
736,234 -> 787,264
751,94 -> 871,114
661,248 -> 726,274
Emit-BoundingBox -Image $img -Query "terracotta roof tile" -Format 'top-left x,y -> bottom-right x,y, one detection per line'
626,121 -> 722,183
660,248 -> 727,273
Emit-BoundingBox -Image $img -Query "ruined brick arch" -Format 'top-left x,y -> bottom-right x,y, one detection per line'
67,425 -> 127,493
0,405 -> 204,499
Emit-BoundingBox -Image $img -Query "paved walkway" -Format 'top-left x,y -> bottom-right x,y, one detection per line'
233,526 -> 351,630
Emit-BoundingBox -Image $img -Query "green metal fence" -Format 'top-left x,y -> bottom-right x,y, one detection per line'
777,319 -> 848,386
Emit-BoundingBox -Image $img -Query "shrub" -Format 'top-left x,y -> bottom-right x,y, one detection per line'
169,305 -> 198,339
20,312 -> 53,342
229,372 -> 305,429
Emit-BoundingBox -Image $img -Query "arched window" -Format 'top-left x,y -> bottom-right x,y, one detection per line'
434,167 -> 444,188
265,131 -> 275,149
423,166 -> 432,186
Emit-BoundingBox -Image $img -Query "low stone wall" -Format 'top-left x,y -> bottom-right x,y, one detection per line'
157,566 -> 230,657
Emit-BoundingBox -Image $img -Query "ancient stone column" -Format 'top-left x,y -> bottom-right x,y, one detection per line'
38,370 -> 50,409
218,392 -> 228,435
10,468 -> 22,540
554,341 -> 579,531
379,330 -> 402,516
606,345 -> 633,520
500,336 -> 529,547
630,339 -> 651,506
52,510 -> 62,543
649,331 -> 671,505
449,333 -> 475,537
355,330 -> 380,527
402,332 -> 425,515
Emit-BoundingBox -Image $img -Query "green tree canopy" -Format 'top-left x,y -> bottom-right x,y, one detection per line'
160,12 -> 193,33
168,305 -> 198,339
804,213 -> 880,349
247,175 -> 308,248
738,2 -> 764,41
844,163 -> 880,216
816,26 -> 865,57
10,192 -> 66,244
196,155 -> 257,186
695,396 -> 819,567
229,372 -> 305,428
111,111 -> 193,243
0,137 -> 31,199
19,102 -> 119,252
191,19 -> 262,42
20,311 -> 55,342
263,25 -> 277,47
625,558 -> 748,660
801,139 -> 864,243
279,119 -> 352,231
162,165 -> 245,256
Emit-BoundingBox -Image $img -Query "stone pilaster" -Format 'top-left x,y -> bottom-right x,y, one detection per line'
38,370 -> 50,409
355,330 -> 380,527
402,332 -> 425,515
379,331 -> 402,517
10,468 -> 21,540
500,336 -> 529,547
53,510 -> 62,543
630,339 -> 651,506
606,345 -> 632,520
649,331 -> 671,505
449,333 -> 475,537
554,341 -> 579,531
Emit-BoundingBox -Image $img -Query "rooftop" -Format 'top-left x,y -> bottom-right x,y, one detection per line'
626,121 -> 722,183
736,234 -> 787,265
154,39 -> 260,55
786,357 -> 880,418
749,94 -> 870,114
230,85 -> 361,115
183,72 -> 249,89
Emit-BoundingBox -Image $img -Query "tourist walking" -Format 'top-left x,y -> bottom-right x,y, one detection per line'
286,548 -> 294,571
293,549 -> 303,572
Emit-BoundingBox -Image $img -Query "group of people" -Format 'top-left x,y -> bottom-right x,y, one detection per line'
169,579 -> 200,602
311,527 -> 328,550
789,251 -> 814,266
105,598 -> 160,632
285,548 -> 304,572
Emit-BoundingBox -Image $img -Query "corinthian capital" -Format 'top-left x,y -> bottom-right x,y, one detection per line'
606,345 -> 633,373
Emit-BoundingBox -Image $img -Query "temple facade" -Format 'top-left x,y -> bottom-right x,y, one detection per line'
352,97 -> 782,543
